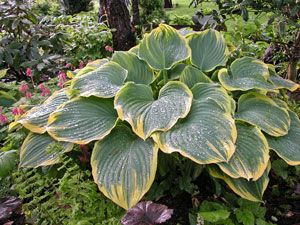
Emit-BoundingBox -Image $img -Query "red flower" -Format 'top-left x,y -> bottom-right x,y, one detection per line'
11,107 -> 24,116
26,68 -> 32,77
19,83 -> 29,93
25,92 -> 33,99
105,45 -> 113,52
66,63 -> 72,68
0,114 -> 8,124
79,60 -> 85,69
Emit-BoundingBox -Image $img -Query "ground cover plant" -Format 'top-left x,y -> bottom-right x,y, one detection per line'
13,23 -> 300,217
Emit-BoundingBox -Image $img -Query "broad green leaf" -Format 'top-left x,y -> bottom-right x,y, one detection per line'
0,91 -> 16,107
0,69 -> 8,79
0,150 -> 17,178
236,93 -> 290,137
75,59 -> 109,77
168,63 -> 187,80
19,133 -> 73,168
187,29 -> 228,72
217,122 -> 269,181
48,97 -> 118,144
191,83 -> 234,114
71,61 -> 127,98
179,65 -> 212,88
152,83 -> 237,164
218,57 -> 276,91
18,90 -> 68,134
111,51 -> 154,85
268,65 -> 299,91
199,210 -> 231,223
266,111 -> 300,165
129,45 -> 139,54
208,163 -> 271,202
138,24 -> 190,70
115,81 -> 192,139
91,124 -> 158,209
269,75 -> 299,91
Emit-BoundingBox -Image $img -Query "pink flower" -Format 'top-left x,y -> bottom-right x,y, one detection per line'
66,63 -> 72,68
25,92 -> 33,99
105,45 -> 113,52
19,83 -> 29,93
57,82 -> 64,89
41,88 -> 51,97
11,107 -> 25,116
79,60 -> 85,69
58,71 -> 67,83
38,83 -> 46,91
0,114 -> 8,124
38,83 -> 51,96
26,68 -> 32,77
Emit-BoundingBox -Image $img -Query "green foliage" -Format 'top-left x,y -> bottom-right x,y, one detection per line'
139,0 -> 166,24
189,197 -> 275,225
45,14 -> 112,64
0,1 -> 112,81
13,154 -> 124,224
17,24 -> 300,211
0,0 -> 66,81
169,14 -> 193,25
61,0 -> 93,15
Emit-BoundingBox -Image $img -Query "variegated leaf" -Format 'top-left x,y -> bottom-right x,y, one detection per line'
236,92 -> 290,137
115,81 -> 192,139
47,97 -> 118,144
91,124 -> 158,209
152,83 -> 237,164
138,24 -> 190,70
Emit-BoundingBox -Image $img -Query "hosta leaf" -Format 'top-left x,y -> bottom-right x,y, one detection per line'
138,24 -> 190,70
19,133 -> 73,168
152,83 -> 237,164
129,45 -> 139,54
17,90 -> 69,134
219,57 -> 276,91
269,75 -> 299,91
268,66 -> 299,91
0,150 -> 17,178
187,29 -> 228,72
75,59 -> 109,77
48,97 -> 118,144
168,63 -> 187,80
71,61 -> 127,98
115,81 -> 193,139
91,125 -> 158,209
191,83 -> 234,114
266,111 -> 300,165
179,65 -> 212,88
236,93 -> 290,137
208,163 -> 271,202
111,51 -> 154,85
217,122 -> 269,181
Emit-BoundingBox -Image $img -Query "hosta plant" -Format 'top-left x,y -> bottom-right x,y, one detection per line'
15,24 -> 300,210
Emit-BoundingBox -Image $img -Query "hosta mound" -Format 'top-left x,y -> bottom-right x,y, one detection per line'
15,24 -> 300,209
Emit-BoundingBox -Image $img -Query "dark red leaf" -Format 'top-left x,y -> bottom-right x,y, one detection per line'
121,201 -> 173,225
